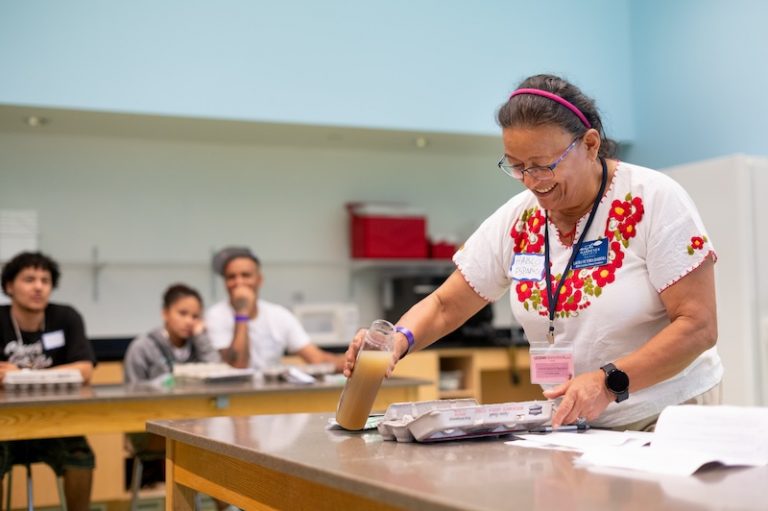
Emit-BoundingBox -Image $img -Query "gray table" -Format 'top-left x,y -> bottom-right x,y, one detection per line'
148,412 -> 765,511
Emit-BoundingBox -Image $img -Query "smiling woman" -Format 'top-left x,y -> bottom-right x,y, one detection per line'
342,73 -> 723,433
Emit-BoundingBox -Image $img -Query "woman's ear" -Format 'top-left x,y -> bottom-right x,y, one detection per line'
582,128 -> 602,160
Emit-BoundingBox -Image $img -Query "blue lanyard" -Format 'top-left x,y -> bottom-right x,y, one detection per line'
543,157 -> 608,343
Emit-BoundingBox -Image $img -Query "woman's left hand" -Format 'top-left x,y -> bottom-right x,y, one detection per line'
543,370 -> 614,428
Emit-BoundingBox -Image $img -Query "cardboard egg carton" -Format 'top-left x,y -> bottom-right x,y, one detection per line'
2,368 -> 84,391
378,399 -> 552,443
172,363 -> 255,383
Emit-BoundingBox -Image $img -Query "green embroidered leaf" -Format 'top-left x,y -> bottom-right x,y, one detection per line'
622,239 -> 629,249
523,301 -> 529,311
703,235 -> 709,242
687,246 -> 694,255
625,192 -> 632,201
595,287 -> 602,297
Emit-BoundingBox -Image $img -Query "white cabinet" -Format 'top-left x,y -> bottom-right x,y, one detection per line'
664,155 -> 768,405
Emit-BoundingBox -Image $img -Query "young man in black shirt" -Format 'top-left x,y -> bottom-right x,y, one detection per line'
0,251 -> 96,511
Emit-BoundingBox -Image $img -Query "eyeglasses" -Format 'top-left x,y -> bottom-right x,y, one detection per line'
497,137 -> 580,180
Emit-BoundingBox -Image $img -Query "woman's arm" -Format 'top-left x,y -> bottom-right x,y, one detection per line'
546,256 -> 717,427
344,270 -> 489,376
393,270 -> 491,357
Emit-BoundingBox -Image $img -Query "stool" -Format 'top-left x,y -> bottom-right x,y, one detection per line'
4,462 -> 67,511
128,450 -> 165,511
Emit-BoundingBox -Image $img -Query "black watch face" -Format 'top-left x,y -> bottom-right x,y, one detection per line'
607,369 -> 629,392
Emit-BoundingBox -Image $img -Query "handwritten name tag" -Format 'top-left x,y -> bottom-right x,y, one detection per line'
509,253 -> 545,281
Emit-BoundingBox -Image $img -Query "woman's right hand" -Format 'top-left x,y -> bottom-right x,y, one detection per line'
343,328 -> 403,378
343,329 -> 366,378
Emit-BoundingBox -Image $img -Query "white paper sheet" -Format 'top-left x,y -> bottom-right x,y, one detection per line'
507,429 -> 652,451
573,405 -> 768,476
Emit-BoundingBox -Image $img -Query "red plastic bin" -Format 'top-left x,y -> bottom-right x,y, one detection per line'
348,204 -> 428,259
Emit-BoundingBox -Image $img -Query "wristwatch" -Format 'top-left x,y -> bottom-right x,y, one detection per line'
600,363 -> 629,403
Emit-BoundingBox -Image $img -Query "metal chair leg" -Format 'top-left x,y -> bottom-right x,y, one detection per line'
4,464 -> 68,511
24,464 -> 32,511
4,469 -> 12,511
130,457 -> 144,511
56,476 -> 67,511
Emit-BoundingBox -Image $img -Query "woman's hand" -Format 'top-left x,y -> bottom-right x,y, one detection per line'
342,329 -> 401,378
543,370 -> 613,428
342,329 -> 366,378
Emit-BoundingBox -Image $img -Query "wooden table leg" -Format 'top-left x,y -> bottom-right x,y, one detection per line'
165,440 -> 195,511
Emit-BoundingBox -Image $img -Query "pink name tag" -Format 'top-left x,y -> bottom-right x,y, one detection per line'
530,353 -> 574,384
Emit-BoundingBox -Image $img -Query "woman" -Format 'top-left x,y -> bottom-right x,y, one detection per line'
124,283 -> 219,383
344,74 -> 722,431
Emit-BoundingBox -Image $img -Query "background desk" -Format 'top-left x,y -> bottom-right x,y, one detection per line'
0,375 -> 425,509
149,412 -> 767,511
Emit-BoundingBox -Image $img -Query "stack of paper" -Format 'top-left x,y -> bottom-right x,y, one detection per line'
573,405 -> 768,475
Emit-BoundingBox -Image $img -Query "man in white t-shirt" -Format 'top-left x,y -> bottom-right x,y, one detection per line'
204,247 -> 344,372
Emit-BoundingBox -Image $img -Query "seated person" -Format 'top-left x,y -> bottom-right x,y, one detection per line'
205,247 -> 344,371
0,251 -> 96,511
124,283 -> 220,383
123,283 -> 232,510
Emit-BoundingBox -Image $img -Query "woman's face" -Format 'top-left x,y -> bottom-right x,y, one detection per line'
501,125 -> 594,214
163,295 -> 202,341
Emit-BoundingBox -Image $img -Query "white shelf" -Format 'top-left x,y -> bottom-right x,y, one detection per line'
350,259 -> 455,272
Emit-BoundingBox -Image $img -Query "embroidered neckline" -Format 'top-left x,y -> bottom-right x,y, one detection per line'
548,160 -> 622,249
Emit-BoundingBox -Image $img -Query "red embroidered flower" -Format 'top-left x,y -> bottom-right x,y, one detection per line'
619,221 -> 638,240
516,281 -> 533,302
510,225 -> 527,253
630,196 -> 644,223
510,209 -> 546,254
592,265 -> 616,287
686,235 -> 708,255
569,270 -> 585,289
526,209 -> 546,233
609,200 -> 631,222
563,288 -> 582,312
608,241 -> 625,269
526,231 -> 544,253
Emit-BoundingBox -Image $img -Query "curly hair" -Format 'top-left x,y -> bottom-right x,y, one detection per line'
1,251 -> 61,295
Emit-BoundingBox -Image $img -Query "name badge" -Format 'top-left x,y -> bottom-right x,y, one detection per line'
572,239 -> 609,270
42,330 -> 65,350
529,341 -> 575,384
509,253 -> 545,281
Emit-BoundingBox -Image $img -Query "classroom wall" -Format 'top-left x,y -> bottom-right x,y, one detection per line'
0,0 -> 635,140
626,0 -> 768,168
0,126 -> 521,336
0,0 -> 640,337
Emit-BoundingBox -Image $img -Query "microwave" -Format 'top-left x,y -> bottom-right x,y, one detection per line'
292,303 -> 360,348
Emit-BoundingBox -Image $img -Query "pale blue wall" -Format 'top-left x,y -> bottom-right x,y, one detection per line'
627,0 -> 768,168
0,0 -> 635,140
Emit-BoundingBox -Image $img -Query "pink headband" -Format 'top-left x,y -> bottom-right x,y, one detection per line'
509,88 -> 592,128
